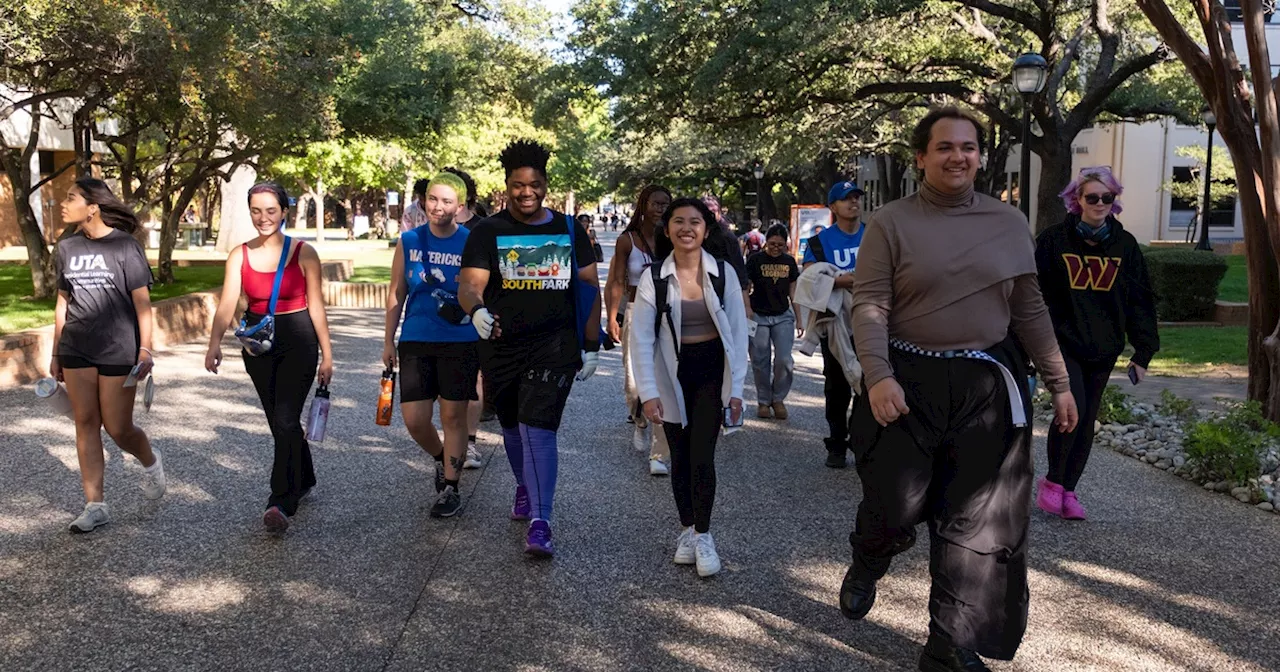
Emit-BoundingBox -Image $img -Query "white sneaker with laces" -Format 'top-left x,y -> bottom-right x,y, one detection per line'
69,503 -> 110,534
649,458 -> 669,476
673,526 -> 695,565
632,425 -> 648,453
463,443 -> 482,469
695,532 -> 721,577
141,449 -> 166,500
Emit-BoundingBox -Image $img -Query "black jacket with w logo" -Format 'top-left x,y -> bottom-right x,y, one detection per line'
1034,215 -> 1160,368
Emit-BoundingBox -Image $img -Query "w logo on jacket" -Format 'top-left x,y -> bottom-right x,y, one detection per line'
1062,253 -> 1121,291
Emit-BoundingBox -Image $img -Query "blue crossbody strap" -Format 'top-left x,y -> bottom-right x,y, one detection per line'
267,235 -> 292,316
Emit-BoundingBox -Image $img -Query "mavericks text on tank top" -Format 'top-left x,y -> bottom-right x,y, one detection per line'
401,225 -> 477,343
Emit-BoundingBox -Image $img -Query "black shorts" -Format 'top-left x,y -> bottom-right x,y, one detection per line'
58,354 -> 134,377
399,341 -> 480,403
479,329 -> 579,431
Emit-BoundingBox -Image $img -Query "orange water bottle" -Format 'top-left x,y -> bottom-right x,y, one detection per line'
376,368 -> 395,426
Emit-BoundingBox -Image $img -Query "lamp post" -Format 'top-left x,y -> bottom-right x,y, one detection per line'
752,161 -> 765,224
1197,106 -> 1217,251
1012,54 -> 1048,220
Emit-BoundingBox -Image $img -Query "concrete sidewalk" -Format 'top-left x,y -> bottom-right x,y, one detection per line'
2,306 -> 1278,671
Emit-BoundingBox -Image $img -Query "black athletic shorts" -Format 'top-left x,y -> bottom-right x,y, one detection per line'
58,354 -> 134,377
479,329 -> 579,432
399,341 -> 480,403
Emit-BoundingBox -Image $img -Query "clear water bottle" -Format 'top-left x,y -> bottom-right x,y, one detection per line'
305,384 -> 331,442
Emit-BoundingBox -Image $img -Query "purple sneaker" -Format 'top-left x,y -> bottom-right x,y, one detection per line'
510,485 -> 531,521
525,519 -> 554,557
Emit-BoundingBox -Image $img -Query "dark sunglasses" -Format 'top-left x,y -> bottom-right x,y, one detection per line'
1083,193 -> 1116,205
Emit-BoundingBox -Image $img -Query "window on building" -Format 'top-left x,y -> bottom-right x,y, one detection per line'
38,150 -> 55,175
1170,167 -> 1195,212
1210,176 -> 1238,227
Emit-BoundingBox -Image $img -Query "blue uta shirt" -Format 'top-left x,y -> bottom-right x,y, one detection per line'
802,222 -> 866,272
400,225 -> 478,343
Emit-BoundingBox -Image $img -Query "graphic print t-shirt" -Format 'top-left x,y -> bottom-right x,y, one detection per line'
802,222 -> 866,271
400,225 -> 478,344
461,209 -> 595,338
56,229 -> 153,365
746,252 -> 799,316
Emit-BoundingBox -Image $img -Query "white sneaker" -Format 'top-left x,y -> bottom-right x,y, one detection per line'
649,458 -> 669,476
695,532 -> 721,577
673,527 -> 696,565
69,503 -> 110,534
140,449 -> 166,500
632,425 -> 648,453
463,443 -> 483,469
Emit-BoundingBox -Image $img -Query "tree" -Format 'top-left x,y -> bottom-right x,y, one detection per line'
1137,0 -> 1280,419
570,0 -> 1201,231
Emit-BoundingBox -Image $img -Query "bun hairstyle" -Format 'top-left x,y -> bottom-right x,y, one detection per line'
498,140 -> 551,180
654,197 -> 735,261
247,182 -> 290,211
74,178 -> 140,234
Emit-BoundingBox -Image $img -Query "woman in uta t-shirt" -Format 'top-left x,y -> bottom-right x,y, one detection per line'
52,178 -> 167,534
205,183 -> 334,535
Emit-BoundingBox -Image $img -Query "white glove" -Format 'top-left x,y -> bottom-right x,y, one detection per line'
576,351 -> 599,381
471,307 -> 496,340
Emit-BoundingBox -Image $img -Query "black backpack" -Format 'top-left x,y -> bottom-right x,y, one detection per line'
651,258 -> 727,359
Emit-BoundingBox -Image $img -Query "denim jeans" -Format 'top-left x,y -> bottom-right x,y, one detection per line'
749,312 -> 795,406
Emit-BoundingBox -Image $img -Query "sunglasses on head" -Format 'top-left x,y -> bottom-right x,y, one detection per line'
1083,193 -> 1116,205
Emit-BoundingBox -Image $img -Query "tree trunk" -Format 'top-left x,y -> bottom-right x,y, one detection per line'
72,104 -> 94,178
0,138 -> 58,298
1034,140 -> 1073,233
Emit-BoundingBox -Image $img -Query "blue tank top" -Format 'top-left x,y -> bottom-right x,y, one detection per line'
400,225 -> 478,343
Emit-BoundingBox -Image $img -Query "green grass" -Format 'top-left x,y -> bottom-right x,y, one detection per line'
348,266 -> 392,284
1134,325 -> 1248,376
0,265 -> 224,335
1217,255 -> 1246,303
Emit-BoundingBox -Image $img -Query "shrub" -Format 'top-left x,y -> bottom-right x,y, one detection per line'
1097,384 -> 1135,425
1184,400 -> 1279,484
1156,389 -> 1197,424
1144,248 -> 1228,321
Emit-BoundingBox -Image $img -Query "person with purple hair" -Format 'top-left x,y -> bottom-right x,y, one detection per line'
1034,166 -> 1159,520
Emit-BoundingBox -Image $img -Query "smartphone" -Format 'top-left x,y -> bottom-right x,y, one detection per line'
723,406 -> 744,428
1127,364 -> 1140,386
122,362 -> 144,388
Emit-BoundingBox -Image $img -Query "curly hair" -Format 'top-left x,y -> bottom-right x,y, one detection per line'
498,140 -> 551,180
1059,166 -> 1124,216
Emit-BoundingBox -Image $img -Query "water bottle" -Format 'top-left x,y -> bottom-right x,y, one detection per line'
375,368 -> 395,426
306,384 -> 331,442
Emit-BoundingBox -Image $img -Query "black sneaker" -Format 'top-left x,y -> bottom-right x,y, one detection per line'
430,486 -> 462,518
825,451 -> 848,469
918,633 -> 990,672
433,462 -> 446,493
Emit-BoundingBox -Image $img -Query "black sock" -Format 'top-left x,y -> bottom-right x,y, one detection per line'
468,434 -> 476,443
445,478 -> 459,490
433,453 -> 444,464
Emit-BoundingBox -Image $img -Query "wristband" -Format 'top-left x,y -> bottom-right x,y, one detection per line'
468,303 -> 487,317
139,347 -> 154,357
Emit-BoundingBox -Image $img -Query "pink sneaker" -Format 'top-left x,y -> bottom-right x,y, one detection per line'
1062,492 -> 1087,520
1036,478 -> 1063,517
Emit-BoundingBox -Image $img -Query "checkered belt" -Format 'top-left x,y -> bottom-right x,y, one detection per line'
889,338 -> 1027,427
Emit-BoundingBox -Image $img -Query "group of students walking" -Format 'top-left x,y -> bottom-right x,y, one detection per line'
48,110 -> 1158,671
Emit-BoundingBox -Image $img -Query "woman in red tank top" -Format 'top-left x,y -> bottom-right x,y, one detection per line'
204,182 -> 333,534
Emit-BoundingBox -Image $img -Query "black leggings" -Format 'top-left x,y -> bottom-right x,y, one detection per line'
1046,355 -> 1116,491
242,311 -> 319,516
662,338 -> 725,533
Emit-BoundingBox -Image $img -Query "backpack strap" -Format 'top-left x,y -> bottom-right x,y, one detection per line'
806,233 -> 826,263
710,258 -> 726,308
651,258 -> 728,361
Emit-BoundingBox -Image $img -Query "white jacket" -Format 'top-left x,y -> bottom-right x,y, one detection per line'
630,251 -> 750,426
794,262 -> 862,390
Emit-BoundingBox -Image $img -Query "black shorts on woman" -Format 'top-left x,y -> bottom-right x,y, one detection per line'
399,341 -> 480,403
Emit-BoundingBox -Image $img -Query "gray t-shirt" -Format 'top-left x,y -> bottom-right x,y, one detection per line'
56,229 -> 152,365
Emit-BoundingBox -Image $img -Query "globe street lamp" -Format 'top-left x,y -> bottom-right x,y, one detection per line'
1012,54 -> 1048,219
1197,105 -> 1217,251
752,161 -> 765,224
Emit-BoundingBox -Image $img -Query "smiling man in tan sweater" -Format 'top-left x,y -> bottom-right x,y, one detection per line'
839,107 -> 1079,672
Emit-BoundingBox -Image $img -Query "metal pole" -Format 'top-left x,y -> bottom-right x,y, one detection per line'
1196,124 -> 1215,251
755,176 -> 762,223
1019,104 -> 1032,219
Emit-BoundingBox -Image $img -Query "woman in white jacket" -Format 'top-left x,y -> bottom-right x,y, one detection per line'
630,197 -> 749,577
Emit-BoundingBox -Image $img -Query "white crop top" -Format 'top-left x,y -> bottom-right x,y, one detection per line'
626,232 -> 654,288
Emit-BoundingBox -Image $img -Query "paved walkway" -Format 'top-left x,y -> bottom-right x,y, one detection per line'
2,234 -> 1278,671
